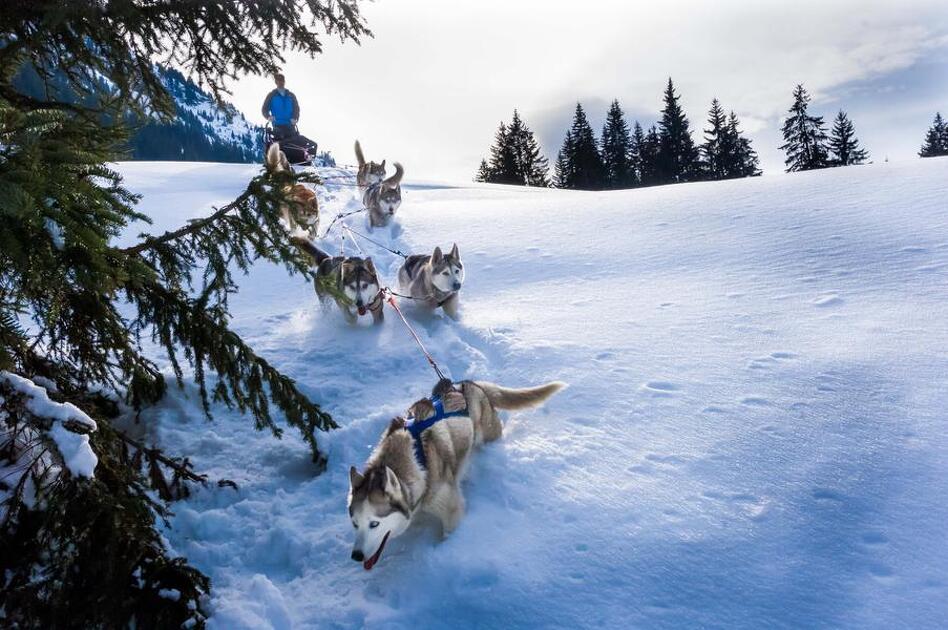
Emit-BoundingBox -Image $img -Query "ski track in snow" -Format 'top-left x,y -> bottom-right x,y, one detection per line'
115,158 -> 948,629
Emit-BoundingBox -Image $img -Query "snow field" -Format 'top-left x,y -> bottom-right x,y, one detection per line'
117,157 -> 948,629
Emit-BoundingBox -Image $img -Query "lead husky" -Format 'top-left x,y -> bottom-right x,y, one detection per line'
354,140 -> 385,190
265,143 -> 320,239
397,244 -> 464,319
348,379 -> 566,570
354,139 -> 404,227
293,238 -> 383,324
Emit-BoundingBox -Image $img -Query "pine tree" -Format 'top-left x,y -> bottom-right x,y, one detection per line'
485,121 -> 520,184
828,110 -> 869,166
919,112 -> 948,158
639,125 -> 662,187
701,98 -> 728,180
553,129 -> 575,189
780,84 -> 830,172
553,104 -> 605,190
722,111 -> 761,178
600,99 -> 634,189
474,158 -> 492,182
656,78 -> 700,183
569,103 -> 606,189
629,121 -> 646,187
0,2 -> 369,627
507,110 -> 550,187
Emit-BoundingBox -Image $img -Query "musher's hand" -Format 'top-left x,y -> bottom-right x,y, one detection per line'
267,115 -> 274,123
291,118 -> 298,125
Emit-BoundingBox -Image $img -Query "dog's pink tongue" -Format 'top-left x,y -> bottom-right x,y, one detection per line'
363,532 -> 390,571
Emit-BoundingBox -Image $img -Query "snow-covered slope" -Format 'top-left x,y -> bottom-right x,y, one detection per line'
116,158 -> 948,629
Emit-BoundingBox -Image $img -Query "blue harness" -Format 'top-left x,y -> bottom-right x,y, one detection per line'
405,395 -> 467,470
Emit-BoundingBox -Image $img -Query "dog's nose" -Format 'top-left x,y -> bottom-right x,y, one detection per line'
356,298 -> 364,307
453,282 -> 461,291
351,550 -> 364,562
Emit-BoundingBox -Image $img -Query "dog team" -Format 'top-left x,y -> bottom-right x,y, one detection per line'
265,140 -> 564,571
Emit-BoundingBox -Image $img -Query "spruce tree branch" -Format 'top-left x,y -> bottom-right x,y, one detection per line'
112,430 -> 206,486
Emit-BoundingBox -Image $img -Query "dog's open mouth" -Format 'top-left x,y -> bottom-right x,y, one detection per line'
357,305 -> 367,316
363,531 -> 390,571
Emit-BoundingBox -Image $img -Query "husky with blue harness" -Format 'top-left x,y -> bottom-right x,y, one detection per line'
347,378 -> 566,570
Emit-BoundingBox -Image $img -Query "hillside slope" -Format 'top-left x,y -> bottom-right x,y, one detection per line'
116,157 -> 948,629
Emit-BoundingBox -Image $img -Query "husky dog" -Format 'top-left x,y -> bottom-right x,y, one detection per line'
354,140 -> 386,190
265,143 -> 320,239
293,238 -> 383,324
364,163 -> 404,228
397,244 -> 464,319
348,379 -> 566,570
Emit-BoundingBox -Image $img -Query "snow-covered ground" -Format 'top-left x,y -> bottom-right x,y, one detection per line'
116,158 -> 948,629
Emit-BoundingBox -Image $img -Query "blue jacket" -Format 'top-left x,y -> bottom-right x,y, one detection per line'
261,89 -> 300,126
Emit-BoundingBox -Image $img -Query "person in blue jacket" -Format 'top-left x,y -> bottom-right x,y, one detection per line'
261,73 -> 317,160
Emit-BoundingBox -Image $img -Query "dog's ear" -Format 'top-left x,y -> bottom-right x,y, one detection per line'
380,159 -> 386,171
431,246 -> 443,264
349,466 -> 364,489
450,243 -> 459,259
365,257 -> 376,274
383,466 -> 400,496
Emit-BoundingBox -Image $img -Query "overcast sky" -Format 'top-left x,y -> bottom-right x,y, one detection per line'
229,0 -> 948,181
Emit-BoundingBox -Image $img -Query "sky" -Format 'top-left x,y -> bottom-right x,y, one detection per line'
228,0 -> 948,181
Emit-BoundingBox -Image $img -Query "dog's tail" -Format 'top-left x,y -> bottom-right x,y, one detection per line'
266,142 -> 285,173
473,381 -> 566,411
383,162 -> 404,189
354,140 -> 366,168
291,236 -> 330,265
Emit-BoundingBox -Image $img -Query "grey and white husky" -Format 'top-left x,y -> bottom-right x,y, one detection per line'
347,379 -> 566,570
354,139 -> 404,228
363,163 -> 404,228
397,244 -> 464,319
354,140 -> 385,190
293,238 -> 383,324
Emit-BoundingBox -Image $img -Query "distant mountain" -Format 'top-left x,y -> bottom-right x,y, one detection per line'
13,64 -> 263,163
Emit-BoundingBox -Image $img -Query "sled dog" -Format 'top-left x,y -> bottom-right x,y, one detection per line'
354,140 -> 386,190
354,140 -> 404,227
397,244 -> 464,319
293,238 -> 383,324
347,379 -> 566,570
364,162 -> 404,228
265,143 -> 320,239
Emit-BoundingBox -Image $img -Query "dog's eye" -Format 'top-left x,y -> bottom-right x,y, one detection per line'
352,521 -> 358,529
442,271 -> 449,275
369,521 -> 380,529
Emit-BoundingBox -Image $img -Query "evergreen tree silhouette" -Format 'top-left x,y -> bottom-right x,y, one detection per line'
701,98 -> 728,180
554,104 -> 605,189
629,121 -> 646,187
474,158 -> 491,183
488,122 -> 520,184
780,84 -> 830,171
640,125 -> 662,187
828,110 -> 869,165
657,78 -> 700,183
553,130 -> 575,188
728,112 -> 762,177
600,99 -> 634,189
919,112 -> 948,158
507,109 -> 550,186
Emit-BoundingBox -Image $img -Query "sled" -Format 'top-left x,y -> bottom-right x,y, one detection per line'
263,124 -> 317,166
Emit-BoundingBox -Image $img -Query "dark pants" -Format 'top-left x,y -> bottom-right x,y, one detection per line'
273,124 -> 317,153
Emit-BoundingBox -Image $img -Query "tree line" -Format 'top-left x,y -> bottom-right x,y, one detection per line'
477,80 -> 946,189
